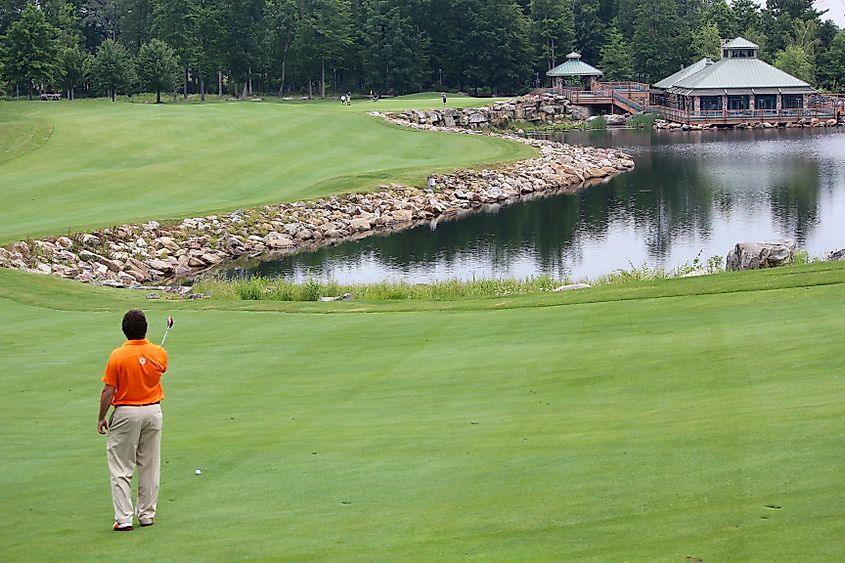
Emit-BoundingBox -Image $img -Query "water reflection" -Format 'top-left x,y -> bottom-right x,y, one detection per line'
224,128 -> 845,283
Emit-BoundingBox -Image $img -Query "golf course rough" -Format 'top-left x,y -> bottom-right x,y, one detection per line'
0,100 -> 633,287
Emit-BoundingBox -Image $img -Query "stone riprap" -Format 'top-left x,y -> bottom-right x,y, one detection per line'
0,111 -> 635,288
386,93 -> 574,128
654,116 -> 845,131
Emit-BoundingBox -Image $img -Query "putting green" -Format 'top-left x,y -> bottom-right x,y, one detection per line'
0,96 -> 533,243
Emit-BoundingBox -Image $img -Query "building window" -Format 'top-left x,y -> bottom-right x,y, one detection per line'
756,94 -> 777,110
782,94 -> 803,109
700,96 -> 722,111
728,95 -> 749,110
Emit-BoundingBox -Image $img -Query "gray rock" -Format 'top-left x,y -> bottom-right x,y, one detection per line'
725,241 -> 796,271
827,248 -> 845,261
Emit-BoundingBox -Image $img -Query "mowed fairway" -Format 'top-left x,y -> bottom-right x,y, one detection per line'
1,97 -> 845,561
1,265 -> 845,561
0,96 -> 533,243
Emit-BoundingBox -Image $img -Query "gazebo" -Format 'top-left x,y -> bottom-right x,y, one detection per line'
546,52 -> 603,91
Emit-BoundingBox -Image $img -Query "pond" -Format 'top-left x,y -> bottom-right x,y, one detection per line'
223,127 -> 845,283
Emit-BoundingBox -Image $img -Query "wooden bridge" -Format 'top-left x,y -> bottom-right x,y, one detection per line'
554,82 -> 650,114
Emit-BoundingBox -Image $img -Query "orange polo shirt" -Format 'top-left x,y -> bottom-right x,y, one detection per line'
103,339 -> 168,406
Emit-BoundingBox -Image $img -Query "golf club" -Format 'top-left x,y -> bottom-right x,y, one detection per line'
161,316 -> 174,346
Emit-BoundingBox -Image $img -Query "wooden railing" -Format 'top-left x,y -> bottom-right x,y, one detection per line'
653,105 -> 836,124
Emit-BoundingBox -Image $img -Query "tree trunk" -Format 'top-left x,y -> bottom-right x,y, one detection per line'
27,79 -> 33,100
308,80 -> 312,99
156,89 -> 161,104
241,81 -> 248,98
200,76 -> 205,102
218,71 -> 223,97
111,88 -> 116,102
183,64 -> 189,99
248,66 -> 253,96
278,59 -> 287,97
321,61 -> 326,98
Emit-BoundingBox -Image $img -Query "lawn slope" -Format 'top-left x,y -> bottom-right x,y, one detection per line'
0,98 -> 533,243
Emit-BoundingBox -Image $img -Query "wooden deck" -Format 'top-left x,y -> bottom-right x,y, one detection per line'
553,82 -> 650,114
652,105 -> 837,126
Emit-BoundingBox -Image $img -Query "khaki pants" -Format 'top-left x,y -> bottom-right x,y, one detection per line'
107,404 -> 162,525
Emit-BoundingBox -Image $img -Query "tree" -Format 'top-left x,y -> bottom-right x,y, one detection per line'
91,38 -> 135,100
265,0 -> 298,95
730,0 -> 760,36
529,0 -> 575,73
816,30 -> 845,91
599,25 -> 633,81
702,0 -> 735,39
0,3 -> 62,99
632,0 -> 689,82
291,0 -> 353,98
0,0 -> 26,36
137,38 -> 179,102
573,0 -> 605,63
691,22 -> 722,61
225,0 -> 265,97
58,46 -> 91,99
359,0 -> 428,94
775,44 -> 815,84
190,0 -> 227,99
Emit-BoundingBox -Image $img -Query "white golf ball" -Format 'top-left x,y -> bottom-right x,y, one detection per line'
195,469 -> 202,475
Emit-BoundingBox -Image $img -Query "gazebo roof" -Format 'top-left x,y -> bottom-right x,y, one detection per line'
546,52 -> 603,78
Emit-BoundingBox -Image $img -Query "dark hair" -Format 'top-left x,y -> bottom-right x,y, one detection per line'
122,309 -> 148,340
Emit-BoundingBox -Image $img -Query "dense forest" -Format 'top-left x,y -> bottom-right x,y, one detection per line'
1,0 -> 843,100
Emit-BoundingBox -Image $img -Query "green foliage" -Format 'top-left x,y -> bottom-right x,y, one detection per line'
586,114 -> 607,130
775,44 -> 815,84
599,25 -> 634,81
817,31 -> 845,92
91,39 -> 136,100
359,0 -> 429,94
137,38 -> 180,102
691,22 -> 723,61
57,46 -> 90,99
627,112 -> 656,128
0,3 -> 61,99
195,275 -> 563,302
530,0 -> 575,73
632,0 -> 690,82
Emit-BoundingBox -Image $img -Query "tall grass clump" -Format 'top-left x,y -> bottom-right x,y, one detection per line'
628,113 -> 656,129
194,275 -> 563,302
586,115 -> 608,130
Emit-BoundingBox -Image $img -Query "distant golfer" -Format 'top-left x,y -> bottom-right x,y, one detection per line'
441,92 -> 447,105
97,309 -> 168,532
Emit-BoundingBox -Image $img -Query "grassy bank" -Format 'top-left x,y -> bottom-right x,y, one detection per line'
0,95 -> 533,244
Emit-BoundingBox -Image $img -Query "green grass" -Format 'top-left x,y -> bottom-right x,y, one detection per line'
1,264 -> 845,561
2,97 -> 845,561
0,95 -> 532,244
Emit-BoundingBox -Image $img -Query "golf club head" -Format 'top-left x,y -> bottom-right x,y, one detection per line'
166,316 -> 174,329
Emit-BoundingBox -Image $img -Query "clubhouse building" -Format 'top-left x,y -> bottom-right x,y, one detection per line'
650,37 -> 834,125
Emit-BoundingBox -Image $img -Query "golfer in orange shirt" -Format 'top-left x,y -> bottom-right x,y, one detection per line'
97,309 -> 168,532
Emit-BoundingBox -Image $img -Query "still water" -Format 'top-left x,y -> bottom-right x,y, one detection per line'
226,127 -> 845,283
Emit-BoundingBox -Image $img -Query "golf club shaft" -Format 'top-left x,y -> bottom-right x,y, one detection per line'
161,329 -> 170,346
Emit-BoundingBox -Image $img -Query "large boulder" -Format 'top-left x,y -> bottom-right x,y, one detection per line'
827,248 -> 845,261
725,241 -> 796,271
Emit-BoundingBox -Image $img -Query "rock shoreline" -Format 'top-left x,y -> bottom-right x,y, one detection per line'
0,110 -> 634,288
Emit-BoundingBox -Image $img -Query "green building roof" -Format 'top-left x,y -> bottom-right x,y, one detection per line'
722,37 -> 759,49
652,58 -> 713,90
653,37 -> 815,95
546,52 -> 603,78
671,58 -> 812,91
